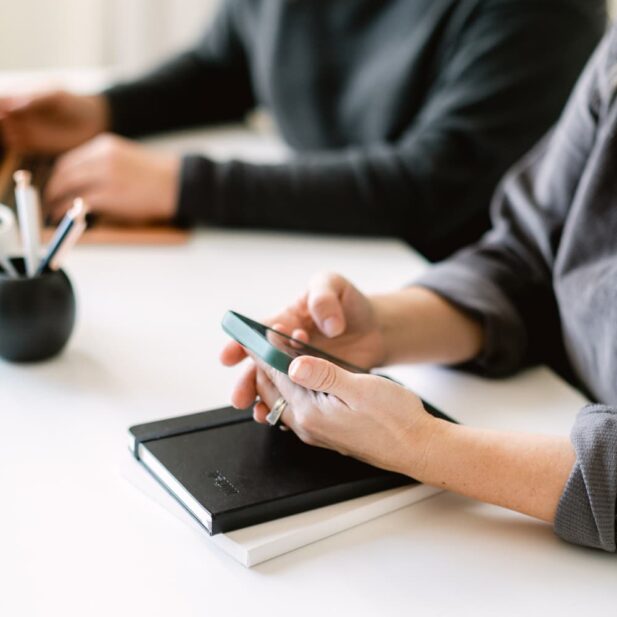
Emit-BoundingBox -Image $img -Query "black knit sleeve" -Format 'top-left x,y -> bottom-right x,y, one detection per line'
104,1 -> 255,138
175,2 -> 604,260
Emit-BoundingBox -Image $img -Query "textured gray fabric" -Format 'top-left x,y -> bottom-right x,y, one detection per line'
555,406 -> 617,552
417,27 -> 617,551
104,0 -> 605,260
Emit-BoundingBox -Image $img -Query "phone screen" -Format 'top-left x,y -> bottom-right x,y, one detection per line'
223,310 -> 369,375
257,321 -> 367,374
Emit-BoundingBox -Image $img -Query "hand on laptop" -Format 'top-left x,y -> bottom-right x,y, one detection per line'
44,133 -> 180,224
0,90 -> 108,155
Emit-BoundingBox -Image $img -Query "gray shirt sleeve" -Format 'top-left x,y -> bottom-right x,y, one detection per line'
415,30 -> 617,551
554,405 -> 617,552
415,31 -> 609,376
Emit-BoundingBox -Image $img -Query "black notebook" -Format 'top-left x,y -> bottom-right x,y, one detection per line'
129,403 -> 453,535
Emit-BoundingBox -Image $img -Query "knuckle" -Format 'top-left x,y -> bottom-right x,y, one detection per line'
302,434 -> 317,447
95,133 -> 111,147
255,369 -> 267,386
324,272 -> 344,287
295,410 -> 315,434
97,134 -> 118,154
359,375 -> 380,398
309,292 -> 334,313
294,412 -> 308,432
314,366 -> 337,392
295,425 -> 317,446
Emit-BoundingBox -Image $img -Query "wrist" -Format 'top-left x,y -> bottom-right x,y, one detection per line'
370,293 -> 401,366
85,94 -> 111,135
152,155 -> 181,222
371,287 -> 484,367
370,288 -> 434,365
402,414 -> 453,482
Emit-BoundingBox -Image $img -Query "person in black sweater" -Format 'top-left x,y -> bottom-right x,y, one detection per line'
0,0 -> 606,260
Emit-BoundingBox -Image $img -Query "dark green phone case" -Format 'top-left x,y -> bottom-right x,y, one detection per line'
222,310 -> 366,374
222,311 -> 294,373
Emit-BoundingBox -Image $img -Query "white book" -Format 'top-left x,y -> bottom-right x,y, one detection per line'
120,451 -> 441,567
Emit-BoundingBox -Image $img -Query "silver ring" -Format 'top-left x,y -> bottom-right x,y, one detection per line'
266,397 -> 288,427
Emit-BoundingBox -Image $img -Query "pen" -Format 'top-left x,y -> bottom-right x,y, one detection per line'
0,253 -> 18,278
36,198 -> 87,276
13,170 -> 42,277
48,219 -> 87,272
0,205 -> 18,277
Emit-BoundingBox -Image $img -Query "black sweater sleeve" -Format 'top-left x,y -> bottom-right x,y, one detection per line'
103,1 -> 255,137
176,2 -> 603,260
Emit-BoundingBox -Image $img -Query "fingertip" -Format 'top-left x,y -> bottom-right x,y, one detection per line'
291,328 -> 309,343
322,316 -> 344,338
288,356 -> 313,384
271,322 -> 291,335
231,397 -> 242,410
232,390 -> 254,410
253,401 -> 269,423
220,342 -> 246,366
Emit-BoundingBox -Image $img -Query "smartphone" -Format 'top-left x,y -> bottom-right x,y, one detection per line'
222,310 -> 366,374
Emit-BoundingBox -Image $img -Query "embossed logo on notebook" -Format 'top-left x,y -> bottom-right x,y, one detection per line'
207,470 -> 239,496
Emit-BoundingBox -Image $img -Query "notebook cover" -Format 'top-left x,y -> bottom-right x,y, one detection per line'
129,404 -> 451,535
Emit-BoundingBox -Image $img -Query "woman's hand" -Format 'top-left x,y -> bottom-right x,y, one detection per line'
0,90 -> 109,155
250,355 -> 437,476
221,274 -> 486,410
43,134 -> 180,223
248,355 -> 576,525
222,273 -> 389,409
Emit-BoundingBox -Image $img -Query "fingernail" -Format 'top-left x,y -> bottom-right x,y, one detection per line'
290,359 -> 312,382
323,317 -> 340,337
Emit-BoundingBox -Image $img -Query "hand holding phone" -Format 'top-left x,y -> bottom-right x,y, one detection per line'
222,311 -> 366,374
221,310 -> 454,425
220,273 -> 388,374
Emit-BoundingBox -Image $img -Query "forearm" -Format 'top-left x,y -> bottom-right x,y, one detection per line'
176,148 -> 490,261
104,52 -> 254,138
411,418 -> 576,523
371,286 -> 484,367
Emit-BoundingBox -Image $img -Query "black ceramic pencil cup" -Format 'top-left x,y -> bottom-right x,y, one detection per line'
0,258 -> 76,362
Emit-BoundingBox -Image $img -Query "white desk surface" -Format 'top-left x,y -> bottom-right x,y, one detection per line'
1,229 -> 614,617
0,71 -> 615,617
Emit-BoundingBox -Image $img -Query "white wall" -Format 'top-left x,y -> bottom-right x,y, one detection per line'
0,0 -> 219,71
107,0 -> 220,74
0,0 -> 614,73
0,0 -> 107,69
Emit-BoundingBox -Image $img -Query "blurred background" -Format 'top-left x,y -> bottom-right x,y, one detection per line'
1,0 -> 613,74
0,0 -> 219,74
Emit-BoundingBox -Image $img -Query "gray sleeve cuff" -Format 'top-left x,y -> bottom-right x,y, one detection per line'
554,404 -> 617,552
414,261 -> 528,377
